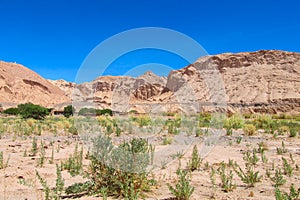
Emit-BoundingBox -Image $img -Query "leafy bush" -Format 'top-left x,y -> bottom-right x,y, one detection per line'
78,108 -> 113,116
78,108 -> 96,116
96,109 -> 113,116
168,168 -> 195,200
18,103 -> 50,119
188,145 -> 202,171
224,114 -> 245,130
63,105 -> 75,118
234,164 -> 261,187
3,107 -> 19,115
61,143 -> 83,176
243,124 -> 256,136
68,126 -> 78,135
66,135 -> 155,198
198,112 -> 211,127
217,162 -> 236,192
275,184 -> 300,200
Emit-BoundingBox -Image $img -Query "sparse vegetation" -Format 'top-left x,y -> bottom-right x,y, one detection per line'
168,168 -> 195,200
188,145 -> 202,171
243,124 -> 256,136
217,162 -> 236,192
0,112 -> 299,199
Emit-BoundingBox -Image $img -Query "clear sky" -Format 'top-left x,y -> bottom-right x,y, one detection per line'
0,0 -> 300,82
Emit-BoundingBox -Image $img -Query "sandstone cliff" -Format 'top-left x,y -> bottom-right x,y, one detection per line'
2,50 -> 299,114
0,61 -> 69,108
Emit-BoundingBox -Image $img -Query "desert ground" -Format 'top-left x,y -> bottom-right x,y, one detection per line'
0,113 -> 299,200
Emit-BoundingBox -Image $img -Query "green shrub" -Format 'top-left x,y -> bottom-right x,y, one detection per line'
78,108 -> 96,116
243,124 -> 256,136
67,136 -> 155,199
275,184 -> 300,200
271,169 -> 286,187
188,145 -> 202,171
61,143 -> 83,176
168,168 -> 194,200
3,107 -> 19,115
217,162 -> 236,192
224,114 -> 244,130
63,105 -> 75,118
78,108 -> 113,116
234,164 -> 261,187
198,112 -> 211,127
18,103 -> 50,119
97,109 -> 113,116
68,126 -> 78,135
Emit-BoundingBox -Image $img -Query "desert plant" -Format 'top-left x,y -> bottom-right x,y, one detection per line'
53,164 -> 64,200
3,107 -> 20,115
0,152 -> 9,169
31,137 -> 38,156
234,164 -> 261,187
289,128 -> 297,138
282,157 -> 294,177
163,136 -> 173,145
36,164 -> 65,200
225,127 -> 233,136
271,169 -> 286,187
188,145 -> 202,171
243,124 -> 256,136
37,140 -> 46,167
217,162 -> 236,192
278,126 -> 290,135
236,136 -> 242,144
257,141 -> 268,153
243,150 -> 259,166
63,105 -> 75,118
61,143 -> 83,176
18,103 -> 50,119
168,168 -> 195,200
224,114 -> 244,130
0,151 -> 3,169
116,126 -> 121,136
210,167 -> 216,186
69,136 -> 155,199
36,170 -> 51,200
49,148 -> 54,164
261,151 -> 268,164
253,114 -> 274,130
275,184 -> 300,200
277,141 -> 288,155
198,112 -> 211,127
68,126 -> 78,135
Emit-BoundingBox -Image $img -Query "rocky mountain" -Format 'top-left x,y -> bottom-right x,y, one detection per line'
1,50 -> 299,114
48,79 -> 75,100
0,61 -> 70,108
66,50 -> 299,114
162,50 -> 300,114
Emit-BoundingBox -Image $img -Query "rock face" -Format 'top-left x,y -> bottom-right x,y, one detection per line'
48,79 -> 75,100
1,50 -> 300,114
0,61 -> 69,108
68,73 -> 167,112
163,50 -> 300,114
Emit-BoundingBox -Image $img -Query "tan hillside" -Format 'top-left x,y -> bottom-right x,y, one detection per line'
163,50 -> 300,113
4,50 -> 299,114
0,61 -> 70,108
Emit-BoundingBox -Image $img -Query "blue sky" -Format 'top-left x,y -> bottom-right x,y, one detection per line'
0,0 -> 300,82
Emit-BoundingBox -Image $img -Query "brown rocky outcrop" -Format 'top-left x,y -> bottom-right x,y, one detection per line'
2,50 -> 299,114
0,61 -> 69,108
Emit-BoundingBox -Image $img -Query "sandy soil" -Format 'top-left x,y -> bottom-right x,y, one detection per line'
0,129 -> 299,200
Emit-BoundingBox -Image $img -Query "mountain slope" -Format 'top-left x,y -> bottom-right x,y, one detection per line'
0,61 -> 70,107
163,50 -> 300,113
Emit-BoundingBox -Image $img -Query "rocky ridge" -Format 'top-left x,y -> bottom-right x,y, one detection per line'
1,50 -> 299,114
